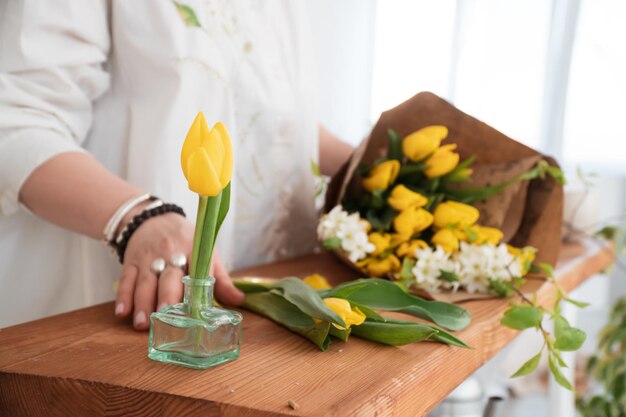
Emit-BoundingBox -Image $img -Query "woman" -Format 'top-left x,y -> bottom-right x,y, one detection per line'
0,0 -> 353,329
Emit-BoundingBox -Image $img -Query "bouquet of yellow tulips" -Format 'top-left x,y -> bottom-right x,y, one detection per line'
323,92 -> 565,301
317,92 -> 590,390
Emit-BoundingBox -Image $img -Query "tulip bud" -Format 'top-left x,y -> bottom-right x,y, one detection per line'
362,160 -> 400,191
402,125 -> 448,162
368,232 -> 392,256
432,229 -> 459,253
396,239 -> 429,258
181,112 -> 233,196
433,201 -> 480,229
393,207 -> 434,237
387,185 -> 429,211
473,226 -> 504,245
323,298 -> 366,329
424,144 -> 460,178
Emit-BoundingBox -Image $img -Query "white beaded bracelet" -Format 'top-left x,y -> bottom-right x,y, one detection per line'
102,193 -> 152,244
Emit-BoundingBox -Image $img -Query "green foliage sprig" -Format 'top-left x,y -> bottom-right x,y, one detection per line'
501,263 -> 588,389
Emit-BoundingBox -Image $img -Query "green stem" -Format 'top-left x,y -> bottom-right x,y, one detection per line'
189,196 -> 208,279
190,192 -> 222,319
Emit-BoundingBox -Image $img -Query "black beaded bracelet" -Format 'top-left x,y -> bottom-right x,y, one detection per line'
115,203 -> 186,264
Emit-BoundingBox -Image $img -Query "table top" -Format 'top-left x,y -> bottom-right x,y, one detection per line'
0,240 -> 613,417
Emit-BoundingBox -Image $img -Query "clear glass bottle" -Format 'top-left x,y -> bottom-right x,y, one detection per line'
148,276 -> 242,369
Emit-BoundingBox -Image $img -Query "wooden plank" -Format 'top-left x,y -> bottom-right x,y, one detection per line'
0,241 -> 613,417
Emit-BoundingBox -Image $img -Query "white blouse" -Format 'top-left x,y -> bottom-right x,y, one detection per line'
0,0 -> 320,327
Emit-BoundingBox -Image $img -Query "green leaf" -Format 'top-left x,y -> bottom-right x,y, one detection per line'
349,302 -> 385,321
564,297 -> 590,308
501,305 -> 543,330
399,257 -> 416,281
173,1 -> 202,28
442,159 -> 556,204
554,315 -> 586,351
321,278 -> 471,331
322,237 -> 342,250
595,226 -> 617,241
511,351 -> 543,377
546,165 -> 567,185
215,183 -> 231,238
233,279 -> 273,293
194,192 -> 222,278
397,162 -> 426,179
387,129 -> 403,161
351,319 -> 436,346
270,278 -> 346,328
549,354 -> 574,391
538,262 -> 555,278
243,292 -> 331,351
442,155 -> 476,183
439,270 -> 459,283
489,279 -> 515,297
353,316 -> 470,348
609,372 -> 626,400
329,325 -> 351,342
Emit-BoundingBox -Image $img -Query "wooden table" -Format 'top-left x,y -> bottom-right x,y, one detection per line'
0,241 -> 613,417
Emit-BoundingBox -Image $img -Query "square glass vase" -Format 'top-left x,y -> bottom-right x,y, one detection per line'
148,276 -> 243,369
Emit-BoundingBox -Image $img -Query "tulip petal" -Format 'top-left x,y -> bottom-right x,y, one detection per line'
186,148 -> 221,196
181,112 -> 209,179
203,127 -> 225,183
213,121 -> 233,186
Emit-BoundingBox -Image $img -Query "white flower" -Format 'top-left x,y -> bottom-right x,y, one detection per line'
411,247 -> 454,292
317,205 -> 350,240
454,242 -> 491,293
317,205 -> 374,262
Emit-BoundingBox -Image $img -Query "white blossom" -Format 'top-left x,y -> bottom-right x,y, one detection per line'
317,205 -> 374,262
411,247 -> 454,292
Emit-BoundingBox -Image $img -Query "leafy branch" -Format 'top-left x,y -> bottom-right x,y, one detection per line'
501,262 -> 588,389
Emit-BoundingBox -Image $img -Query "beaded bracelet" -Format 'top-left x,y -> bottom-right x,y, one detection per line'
115,203 -> 186,264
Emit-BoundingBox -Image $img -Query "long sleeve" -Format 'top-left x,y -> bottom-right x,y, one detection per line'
0,0 -> 111,215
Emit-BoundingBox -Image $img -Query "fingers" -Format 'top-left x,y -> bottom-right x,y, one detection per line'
115,264 -> 138,318
133,270 -> 158,330
157,266 -> 184,312
213,256 -> 245,306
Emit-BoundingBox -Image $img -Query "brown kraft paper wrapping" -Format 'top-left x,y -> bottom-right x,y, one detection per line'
325,92 -> 563,303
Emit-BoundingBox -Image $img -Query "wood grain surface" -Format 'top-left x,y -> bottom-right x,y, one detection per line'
0,241 -> 613,417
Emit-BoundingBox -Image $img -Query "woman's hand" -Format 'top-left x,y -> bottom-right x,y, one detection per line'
114,212 -> 244,330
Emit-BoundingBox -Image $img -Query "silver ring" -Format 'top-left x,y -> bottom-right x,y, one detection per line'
150,257 -> 166,275
169,252 -> 188,269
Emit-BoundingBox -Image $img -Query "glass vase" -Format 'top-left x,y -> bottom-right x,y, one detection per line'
148,276 -> 243,369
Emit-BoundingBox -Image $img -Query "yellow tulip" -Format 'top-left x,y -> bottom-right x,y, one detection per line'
303,274 -> 332,290
357,254 -> 402,277
387,185 -> 429,211
362,160 -> 400,191
323,297 -> 366,329
473,226 -> 504,245
390,233 -> 411,246
396,239 -> 429,258
181,112 -> 233,196
368,232 -> 392,256
431,229 -> 459,253
402,125 -> 448,162
424,144 -> 460,178
433,201 -> 480,229
393,207 -> 434,237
